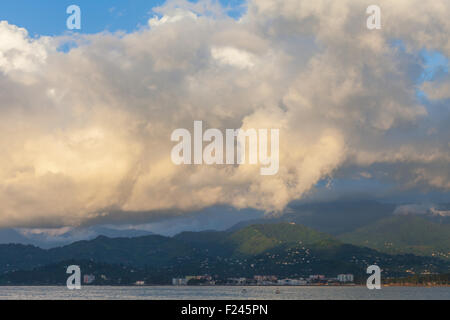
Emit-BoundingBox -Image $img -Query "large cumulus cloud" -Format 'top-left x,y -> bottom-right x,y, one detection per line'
0,0 -> 449,228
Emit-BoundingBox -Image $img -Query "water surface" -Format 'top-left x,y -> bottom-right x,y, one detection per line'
0,286 -> 448,300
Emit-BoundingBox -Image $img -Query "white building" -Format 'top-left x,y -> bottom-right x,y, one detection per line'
172,278 -> 188,285
337,274 -> 354,282
309,275 -> 325,280
228,277 -> 247,285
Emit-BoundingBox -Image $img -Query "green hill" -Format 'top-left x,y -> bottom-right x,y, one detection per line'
1,222 -> 449,284
338,215 -> 450,259
229,223 -> 335,255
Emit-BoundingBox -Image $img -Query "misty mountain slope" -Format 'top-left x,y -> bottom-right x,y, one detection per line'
228,200 -> 396,235
285,201 -> 396,235
0,229 -> 34,246
0,227 -> 155,249
338,216 -> 450,259
85,227 -> 154,239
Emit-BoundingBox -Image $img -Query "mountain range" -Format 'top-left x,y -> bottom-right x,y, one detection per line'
0,221 -> 448,285
1,200 -> 448,285
0,226 -> 154,249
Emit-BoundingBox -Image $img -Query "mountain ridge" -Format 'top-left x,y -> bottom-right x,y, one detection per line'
1,222 -> 448,285
338,215 -> 450,259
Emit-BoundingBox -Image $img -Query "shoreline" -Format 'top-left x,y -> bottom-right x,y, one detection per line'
1,284 -> 449,288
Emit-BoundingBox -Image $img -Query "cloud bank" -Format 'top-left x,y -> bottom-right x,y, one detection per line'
0,0 -> 449,228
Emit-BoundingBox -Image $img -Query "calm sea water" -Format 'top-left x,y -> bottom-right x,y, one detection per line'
0,286 -> 448,300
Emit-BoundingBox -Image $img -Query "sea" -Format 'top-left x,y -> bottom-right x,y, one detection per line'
0,286 -> 448,300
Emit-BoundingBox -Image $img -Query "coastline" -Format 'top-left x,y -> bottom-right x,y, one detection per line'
1,284 -> 449,287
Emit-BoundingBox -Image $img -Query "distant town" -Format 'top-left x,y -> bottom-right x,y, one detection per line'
170,274 -> 355,286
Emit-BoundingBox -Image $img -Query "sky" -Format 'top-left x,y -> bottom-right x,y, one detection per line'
0,0 -> 245,35
0,0 -> 449,233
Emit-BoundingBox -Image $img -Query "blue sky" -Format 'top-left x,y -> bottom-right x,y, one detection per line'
1,1 -> 446,83
0,0 -> 245,36
1,0 -> 446,82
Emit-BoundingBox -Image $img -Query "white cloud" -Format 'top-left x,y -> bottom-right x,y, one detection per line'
394,204 -> 430,216
149,9 -> 197,27
394,204 -> 450,217
211,46 -> 256,68
430,208 -> 450,217
422,79 -> 450,101
0,21 -> 50,74
0,0 -> 449,228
